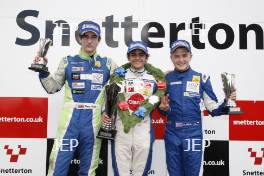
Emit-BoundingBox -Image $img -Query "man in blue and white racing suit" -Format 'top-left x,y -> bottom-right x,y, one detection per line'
159,40 -> 236,176
37,21 -> 117,176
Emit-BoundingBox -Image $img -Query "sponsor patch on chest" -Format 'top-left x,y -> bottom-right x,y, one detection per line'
192,75 -> 200,82
127,93 -> 145,111
125,80 -> 143,93
186,81 -> 200,93
72,82 -> 85,89
92,73 -> 104,84
170,81 -> 182,85
72,66 -> 84,72
125,79 -> 154,96
91,84 -> 103,90
80,74 -> 92,80
72,89 -> 85,94
183,91 -> 200,97
72,73 -> 80,80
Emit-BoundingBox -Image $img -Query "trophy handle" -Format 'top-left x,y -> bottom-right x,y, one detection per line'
40,39 -> 52,57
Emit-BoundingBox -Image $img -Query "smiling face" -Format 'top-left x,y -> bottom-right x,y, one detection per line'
79,31 -> 100,55
128,49 -> 148,70
170,47 -> 192,72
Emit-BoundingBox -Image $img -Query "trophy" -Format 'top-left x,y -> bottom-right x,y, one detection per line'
28,38 -> 52,73
221,72 -> 242,114
97,82 -> 120,140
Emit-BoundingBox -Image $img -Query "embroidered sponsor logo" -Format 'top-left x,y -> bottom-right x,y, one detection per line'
127,93 -> 145,111
170,81 -> 182,85
72,89 -> 85,94
81,24 -> 99,31
91,85 -> 103,90
72,67 -> 84,72
80,74 -> 92,80
92,73 -> 104,84
186,81 -> 200,93
72,73 -> 80,80
72,82 -> 85,89
192,75 -> 200,82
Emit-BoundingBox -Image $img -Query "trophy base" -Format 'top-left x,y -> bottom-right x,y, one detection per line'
228,107 -> 243,114
97,128 -> 117,140
28,64 -> 49,74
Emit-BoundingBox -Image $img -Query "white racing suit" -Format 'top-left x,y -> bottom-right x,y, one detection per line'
111,68 -> 156,176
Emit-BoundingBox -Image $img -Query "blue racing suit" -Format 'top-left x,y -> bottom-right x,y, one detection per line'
39,49 -> 117,176
164,67 -> 228,176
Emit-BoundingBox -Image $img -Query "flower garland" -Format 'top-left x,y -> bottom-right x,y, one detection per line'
110,63 -> 166,133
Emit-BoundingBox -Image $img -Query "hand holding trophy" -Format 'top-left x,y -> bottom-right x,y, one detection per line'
97,82 -> 120,140
28,38 -> 52,73
221,72 -> 242,114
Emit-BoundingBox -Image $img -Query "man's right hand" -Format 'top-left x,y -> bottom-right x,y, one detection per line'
101,112 -> 111,126
159,94 -> 170,111
34,55 -> 48,65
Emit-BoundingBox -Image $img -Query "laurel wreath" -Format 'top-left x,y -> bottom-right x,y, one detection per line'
110,63 -> 166,133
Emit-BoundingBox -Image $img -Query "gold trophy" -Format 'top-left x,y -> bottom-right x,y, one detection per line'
221,72 -> 242,114
28,38 -> 52,73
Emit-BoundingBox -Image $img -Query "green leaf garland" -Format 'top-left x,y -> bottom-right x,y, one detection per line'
110,63 -> 166,133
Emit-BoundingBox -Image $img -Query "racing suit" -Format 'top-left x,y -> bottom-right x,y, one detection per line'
40,49 -> 117,176
111,67 -> 156,176
164,67 -> 228,176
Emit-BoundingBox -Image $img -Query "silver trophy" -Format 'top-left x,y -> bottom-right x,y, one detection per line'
28,38 -> 52,73
221,72 -> 242,114
97,83 -> 120,140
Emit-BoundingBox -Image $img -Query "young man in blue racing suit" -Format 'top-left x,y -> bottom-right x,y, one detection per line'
36,21 -> 117,176
159,40 -> 236,176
